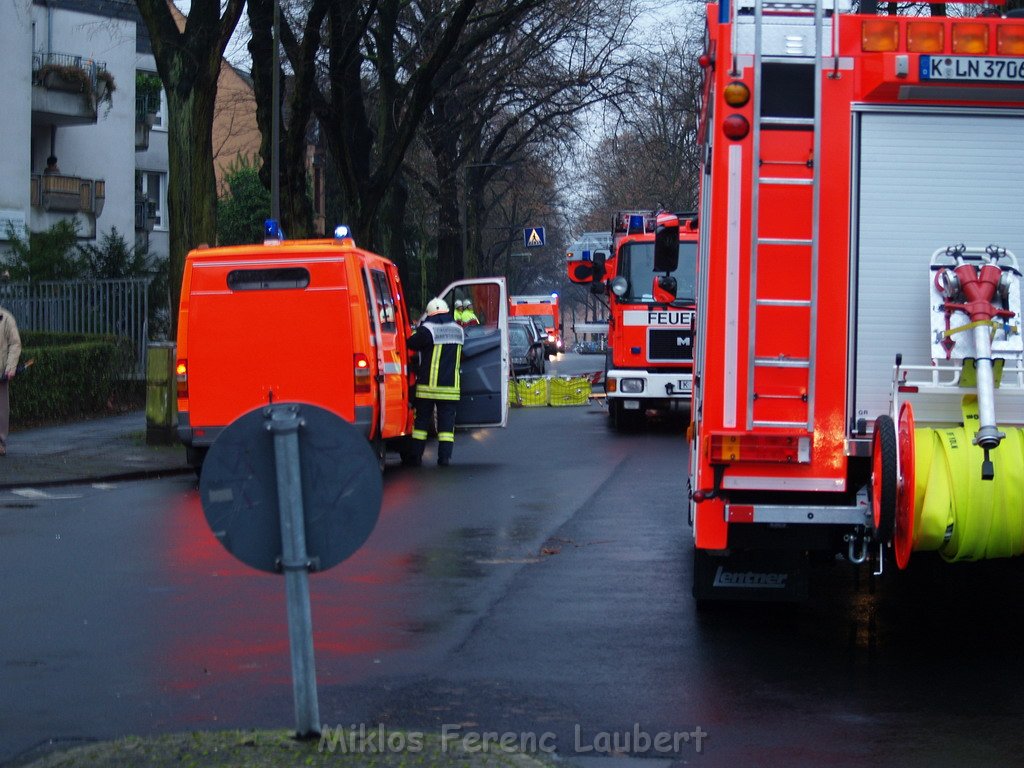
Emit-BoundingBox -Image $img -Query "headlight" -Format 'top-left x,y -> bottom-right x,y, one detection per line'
611,276 -> 628,297
620,378 -> 644,394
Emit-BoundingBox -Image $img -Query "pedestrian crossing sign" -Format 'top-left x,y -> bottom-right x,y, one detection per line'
524,227 -> 545,248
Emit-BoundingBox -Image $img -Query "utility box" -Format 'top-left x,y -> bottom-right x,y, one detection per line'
146,341 -> 177,445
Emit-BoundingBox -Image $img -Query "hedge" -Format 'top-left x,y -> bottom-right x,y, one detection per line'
10,332 -> 135,422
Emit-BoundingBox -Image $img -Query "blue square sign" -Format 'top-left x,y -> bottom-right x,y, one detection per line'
524,227 -> 545,248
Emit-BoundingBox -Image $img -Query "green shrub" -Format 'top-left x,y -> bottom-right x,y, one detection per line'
11,332 -> 134,422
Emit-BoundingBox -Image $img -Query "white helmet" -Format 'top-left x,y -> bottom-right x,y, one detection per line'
426,297 -> 449,316
455,299 -> 465,308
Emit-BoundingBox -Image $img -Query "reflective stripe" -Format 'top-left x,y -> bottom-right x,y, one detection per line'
454,345 -> 462,392
416,384 -> 460,400
437,431 -> 454,443
429,345 -> 442,387
412,429 -> 428,441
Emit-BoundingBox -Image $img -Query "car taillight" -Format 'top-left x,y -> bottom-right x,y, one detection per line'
354,353 -> 372,393
708,432 -> 812,464
175,359 -> 188,398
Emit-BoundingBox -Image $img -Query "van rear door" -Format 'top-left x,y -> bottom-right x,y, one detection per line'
186,255 -> 354,435
437,278 -> 509,428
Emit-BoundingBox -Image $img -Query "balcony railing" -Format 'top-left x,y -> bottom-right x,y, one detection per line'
30,174 -> 106,217
31,52 -> 113,124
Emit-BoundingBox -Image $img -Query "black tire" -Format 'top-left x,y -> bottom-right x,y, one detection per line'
608,400 -> 643,432
872,414 -> 897,543
185,445 -> 207,477
372,434 -> 387,472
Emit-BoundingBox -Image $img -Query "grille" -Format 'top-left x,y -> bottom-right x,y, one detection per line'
648,328 -> 694,361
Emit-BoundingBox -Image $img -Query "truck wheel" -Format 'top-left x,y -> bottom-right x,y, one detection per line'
185,446 -> 207,478
871,414 -> 897,543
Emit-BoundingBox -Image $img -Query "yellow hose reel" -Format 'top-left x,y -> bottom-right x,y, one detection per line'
873,398 -> 1024,569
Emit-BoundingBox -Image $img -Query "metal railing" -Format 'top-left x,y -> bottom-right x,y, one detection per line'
31,51 -> 106,92
0,279 -> 152,377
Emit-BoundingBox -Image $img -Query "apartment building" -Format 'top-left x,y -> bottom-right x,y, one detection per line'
0,0 -> 171,261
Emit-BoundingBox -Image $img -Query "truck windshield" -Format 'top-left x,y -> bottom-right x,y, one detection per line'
617,241 -> 697,304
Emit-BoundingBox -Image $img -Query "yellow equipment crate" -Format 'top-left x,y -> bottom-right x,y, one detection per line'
548,376 -> 591,406
512,376 -> 549,407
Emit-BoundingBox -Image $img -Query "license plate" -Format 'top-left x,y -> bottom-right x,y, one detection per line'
920,56 -> 1024,83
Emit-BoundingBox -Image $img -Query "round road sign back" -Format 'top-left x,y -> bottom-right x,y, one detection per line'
199,403 -> 382,573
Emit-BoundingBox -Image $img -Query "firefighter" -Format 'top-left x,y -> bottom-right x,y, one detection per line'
453,299 -> 465,324
461,299 -> 480,326
408,297 -> 465,466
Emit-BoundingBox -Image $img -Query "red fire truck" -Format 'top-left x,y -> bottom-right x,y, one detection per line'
509,294 -> 562,357
568,211 -> 698,430
680,0 -> 1024,601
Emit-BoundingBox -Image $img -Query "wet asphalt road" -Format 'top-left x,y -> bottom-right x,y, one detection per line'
2,354 -> 1024,767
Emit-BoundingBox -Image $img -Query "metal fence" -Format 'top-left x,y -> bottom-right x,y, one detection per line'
0,279 -> 151,377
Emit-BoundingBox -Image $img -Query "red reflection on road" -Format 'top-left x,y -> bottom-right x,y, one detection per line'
154,489 -> 414,696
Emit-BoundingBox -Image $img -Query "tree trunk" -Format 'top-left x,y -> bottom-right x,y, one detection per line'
166,80 -> 218,334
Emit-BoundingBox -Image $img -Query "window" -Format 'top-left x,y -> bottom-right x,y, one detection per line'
371,270 -> 396,332
137,171 -> 167,230
618,241 -> 698,304
139,70 -> 168,130
227,268 -> 310,291
761,63 -> 815,120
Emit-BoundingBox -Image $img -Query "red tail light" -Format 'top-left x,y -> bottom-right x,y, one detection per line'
708,432 -> 812,464
354,353 -> 372,393
175,359 -> 188,398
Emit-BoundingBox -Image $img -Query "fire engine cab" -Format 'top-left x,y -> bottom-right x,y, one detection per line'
568,211 -> 698,430
681,0 -> 1024,601
175,222 -> 509,472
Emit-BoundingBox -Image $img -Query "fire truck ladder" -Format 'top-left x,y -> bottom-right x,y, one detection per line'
746,0 -> 825,431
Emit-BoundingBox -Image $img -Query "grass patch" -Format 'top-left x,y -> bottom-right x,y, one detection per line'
17,729 -> 556,768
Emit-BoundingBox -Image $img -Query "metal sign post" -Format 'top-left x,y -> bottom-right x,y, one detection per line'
199,402 -> 382,740
267,406 -> 320,737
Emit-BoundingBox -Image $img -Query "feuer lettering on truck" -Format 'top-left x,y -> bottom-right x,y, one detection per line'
622,310 -> 694,327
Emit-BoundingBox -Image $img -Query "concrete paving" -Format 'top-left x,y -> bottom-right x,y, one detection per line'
0,411 -> 191,488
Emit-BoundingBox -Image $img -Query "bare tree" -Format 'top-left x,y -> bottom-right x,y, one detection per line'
135,0 -> 246,329
579,30 -> 703,228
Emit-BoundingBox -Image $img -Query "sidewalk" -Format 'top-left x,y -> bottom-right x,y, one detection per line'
0,411 -> 192,489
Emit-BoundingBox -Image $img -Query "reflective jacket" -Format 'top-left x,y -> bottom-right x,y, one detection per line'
408,312 -> 464,400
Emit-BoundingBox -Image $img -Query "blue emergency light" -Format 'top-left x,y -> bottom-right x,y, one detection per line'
264,219 -> 285,244
334,224 -> 351,239
628,214 -> 645,234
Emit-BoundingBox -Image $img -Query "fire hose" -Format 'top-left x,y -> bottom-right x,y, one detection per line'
910,397 -> 1024,562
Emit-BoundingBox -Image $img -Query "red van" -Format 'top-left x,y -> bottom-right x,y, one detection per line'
175,225 -> 509,471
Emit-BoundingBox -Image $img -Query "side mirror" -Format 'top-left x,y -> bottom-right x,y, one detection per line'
592,251 -> 607,282
653,275 -> 677,303
654,213 -> 680,273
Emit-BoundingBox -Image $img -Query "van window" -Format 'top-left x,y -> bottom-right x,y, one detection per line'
227,267 -> 310,290
371,270 -> 396,332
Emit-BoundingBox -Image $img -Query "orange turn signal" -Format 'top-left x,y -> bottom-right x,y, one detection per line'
723,80 -> 750,107
907,21 -> 943,54
998,24 -> 1024,56
952,22 -> 989,54
862,19 -> 899,52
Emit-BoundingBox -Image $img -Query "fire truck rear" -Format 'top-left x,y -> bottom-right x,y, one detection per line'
685,0 -> 1024,601
568,211 -> 698,430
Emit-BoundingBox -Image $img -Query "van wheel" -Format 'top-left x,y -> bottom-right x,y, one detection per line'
372,435 -> 387,472
185,446 -> 207,478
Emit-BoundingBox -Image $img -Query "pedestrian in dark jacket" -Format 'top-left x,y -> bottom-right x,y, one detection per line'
407,297 -> 464,466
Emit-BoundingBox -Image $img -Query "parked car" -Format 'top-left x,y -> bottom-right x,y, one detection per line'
508,318 -> 546,375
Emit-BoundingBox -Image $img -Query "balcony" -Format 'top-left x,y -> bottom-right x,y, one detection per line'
135,93 -> 160,150
135,197 -> 157,232
30,173 -> 106,217
31,52 -> 114,126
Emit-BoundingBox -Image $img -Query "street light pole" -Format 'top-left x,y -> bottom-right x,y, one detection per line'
271,0 -> 281,223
